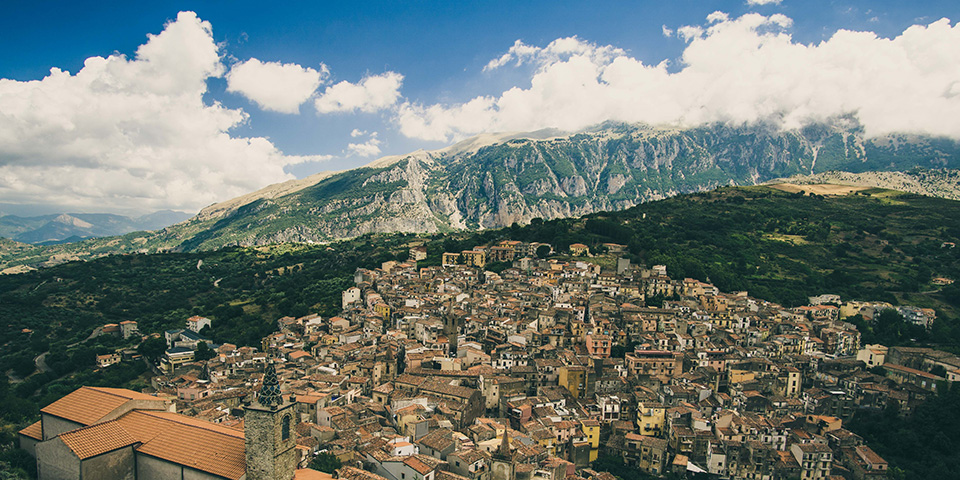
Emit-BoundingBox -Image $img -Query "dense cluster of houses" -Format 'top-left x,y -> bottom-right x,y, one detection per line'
22,240 -> 960,480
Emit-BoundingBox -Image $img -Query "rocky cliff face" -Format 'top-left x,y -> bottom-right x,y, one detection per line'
5,122 -> 959,264
168,122 -> 957,250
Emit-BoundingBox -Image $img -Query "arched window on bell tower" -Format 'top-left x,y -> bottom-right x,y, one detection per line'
281,414 -> 291,441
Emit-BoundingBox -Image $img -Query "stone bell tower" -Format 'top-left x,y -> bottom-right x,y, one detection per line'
490,429 -> 515,480
245,359 -> 298,480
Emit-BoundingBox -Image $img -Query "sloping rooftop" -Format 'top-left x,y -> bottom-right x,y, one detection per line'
295,469 -> 336,480
404,455 -> 436,474
338,466 -> 391,480
18,420 -> 42,441
40,386 -> 161,426
116,410 -> 246,480
58,420 -> 139,459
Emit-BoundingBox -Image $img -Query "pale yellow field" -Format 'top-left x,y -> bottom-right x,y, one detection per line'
768,183 -> 871,196
762,233 -> 810,245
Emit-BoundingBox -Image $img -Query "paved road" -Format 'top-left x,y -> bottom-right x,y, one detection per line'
32,326 -> 104,376
34,351 -> 52,373
67,326 -> 103,348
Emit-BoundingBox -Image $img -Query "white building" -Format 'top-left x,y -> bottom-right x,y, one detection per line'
856,344 -> 888,368
186,316 -> 211,333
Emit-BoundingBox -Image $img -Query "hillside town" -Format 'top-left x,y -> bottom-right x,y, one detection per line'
18,240 -> 959,480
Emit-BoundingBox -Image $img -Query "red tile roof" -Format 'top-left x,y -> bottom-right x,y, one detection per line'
58,420 -> 138,459
884,363 -> 944,380
18,421 -> 42,441
41,387 -> 161,426
404,455 -> 435,474
116,410 -> 246,480
295,469 -> 335,480
855,445 -> 887,466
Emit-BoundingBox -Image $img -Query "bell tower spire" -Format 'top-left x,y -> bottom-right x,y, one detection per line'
490,425 -> 515,480
245,358 -> 298,480
258,360 -> 282,408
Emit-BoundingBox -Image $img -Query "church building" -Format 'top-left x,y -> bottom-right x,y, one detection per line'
18,361 -> 311,480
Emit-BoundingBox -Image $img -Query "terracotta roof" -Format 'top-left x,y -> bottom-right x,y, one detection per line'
795,442 -> 832,453
450,448 -> 488,464
295,468 -> 335,480
417,428 -> 456,451
59,420 -> 139,459
883,363 -> 944,380
116,410 -> 246,480
404,455 -> 437,474
436,471 -> 471,480
338,466 -> 391,480
41,386 -> 161,426
18,420 -> 42,441
775,450 -> 797,465
515,464 -> 536,473
855,445 -> 887,466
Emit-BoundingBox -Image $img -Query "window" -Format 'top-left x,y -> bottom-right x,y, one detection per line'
281,415 -> 291,441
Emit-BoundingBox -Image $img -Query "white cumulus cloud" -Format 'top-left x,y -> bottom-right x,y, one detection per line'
746,0 -> 782,5
0,11 -> 320,214
346,132 -> 382,157
314,72 -> 404,114
226,58 -> 327,113
483,37 -> 625,72
396,13 -> 960,142
707,11 -> 730,23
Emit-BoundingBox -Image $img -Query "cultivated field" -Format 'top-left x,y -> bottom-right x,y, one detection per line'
768,183 -> 871,195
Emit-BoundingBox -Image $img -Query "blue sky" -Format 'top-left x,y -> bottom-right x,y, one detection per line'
1,1 -> 958,215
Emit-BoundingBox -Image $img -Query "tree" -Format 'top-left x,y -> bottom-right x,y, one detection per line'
69,346 -> 95,369
646,294 -> 666,308
198,324 -> 212,337
137,336 -> 167,361
592,453 -> 665,480
194,341 -> 215,361
611,341 -> 638,358
308,452 -> 342,473
0,447 -> 37,477
536,245 -> 551,259
9,355 -> 35,379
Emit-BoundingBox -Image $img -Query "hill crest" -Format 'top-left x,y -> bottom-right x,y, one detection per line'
2,122 -> 959,269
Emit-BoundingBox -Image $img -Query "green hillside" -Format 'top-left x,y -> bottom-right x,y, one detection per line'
1,185 -> 959,475
578,186 -> 959,315
2,185 -> 958,391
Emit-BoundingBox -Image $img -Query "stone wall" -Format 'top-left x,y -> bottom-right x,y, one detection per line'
245,402 -> 298,480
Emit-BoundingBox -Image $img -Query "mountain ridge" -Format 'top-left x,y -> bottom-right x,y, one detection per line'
2,121 -> 959,269
195,127 -> 572,223
0,210 -> 193,244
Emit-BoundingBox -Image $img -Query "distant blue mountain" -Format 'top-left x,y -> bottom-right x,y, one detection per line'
0,210 -> 192,244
